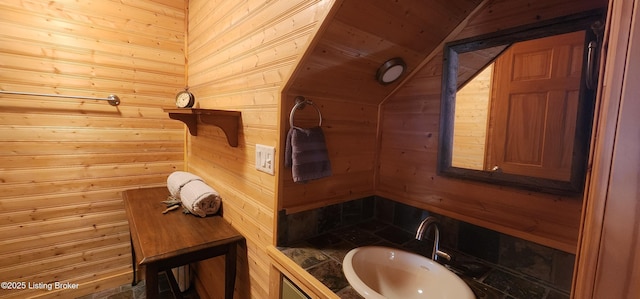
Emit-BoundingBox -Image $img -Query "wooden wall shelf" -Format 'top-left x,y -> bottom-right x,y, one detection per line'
164,108 -> 241,147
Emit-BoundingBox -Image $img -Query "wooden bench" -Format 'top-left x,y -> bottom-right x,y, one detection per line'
123,187 -> 244,299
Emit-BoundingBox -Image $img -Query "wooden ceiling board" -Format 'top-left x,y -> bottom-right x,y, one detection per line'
286,0 -> 484,105
334,0 -> 433,52
457,0 -> 607,39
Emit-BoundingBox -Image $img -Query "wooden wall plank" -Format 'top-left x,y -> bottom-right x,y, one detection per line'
0,141 -> 183,156
0,220 -> 130,256
0,162 -> 179,185
0,113 -> 183,129
0,231 -> 129,269
0,152 -> 183,169
0,199 -> 124,226
185,0 -> 333,298
0,0 -> 185,297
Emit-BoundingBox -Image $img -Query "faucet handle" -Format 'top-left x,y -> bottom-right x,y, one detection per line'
436,250 -> 452,262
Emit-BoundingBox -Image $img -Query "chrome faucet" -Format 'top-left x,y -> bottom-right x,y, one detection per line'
415,216 -> 451,262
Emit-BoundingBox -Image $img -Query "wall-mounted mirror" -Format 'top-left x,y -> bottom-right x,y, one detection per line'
438,10 -> 604,194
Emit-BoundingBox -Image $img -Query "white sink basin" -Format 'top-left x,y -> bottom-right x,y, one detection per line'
343,246 -> 475,299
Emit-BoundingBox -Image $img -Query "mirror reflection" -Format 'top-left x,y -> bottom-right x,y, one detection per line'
439,12 -> 603,194
452,31 -> 584,181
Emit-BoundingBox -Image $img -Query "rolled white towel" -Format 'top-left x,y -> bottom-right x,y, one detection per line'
179,180 -> 221,217
167,171 -> 202,197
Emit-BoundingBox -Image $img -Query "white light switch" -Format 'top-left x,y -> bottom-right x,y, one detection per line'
255,144 -> 275,175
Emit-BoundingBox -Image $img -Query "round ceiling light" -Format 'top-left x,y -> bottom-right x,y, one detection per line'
376,57 -> 406,85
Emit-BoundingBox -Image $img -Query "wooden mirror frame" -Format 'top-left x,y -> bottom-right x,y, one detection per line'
437,10 -> 604,195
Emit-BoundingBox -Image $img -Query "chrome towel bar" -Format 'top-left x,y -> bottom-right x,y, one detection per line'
0,90 -> 120,106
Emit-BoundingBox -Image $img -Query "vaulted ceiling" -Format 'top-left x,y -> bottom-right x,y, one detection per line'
286,0 -> 484,104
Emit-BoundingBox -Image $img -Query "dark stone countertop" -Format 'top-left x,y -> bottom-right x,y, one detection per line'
277,220 -> 517,299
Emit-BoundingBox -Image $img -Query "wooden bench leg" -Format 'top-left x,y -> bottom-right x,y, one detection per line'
165,269 -> 184,299
130,235 -> 137,286
225,244 -> 237,299
145,264 -> 159,299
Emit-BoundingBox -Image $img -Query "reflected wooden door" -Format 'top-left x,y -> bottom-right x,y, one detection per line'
486,31 -> 585,181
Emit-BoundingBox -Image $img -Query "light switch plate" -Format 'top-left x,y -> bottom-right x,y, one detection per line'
255,144 -> 275,175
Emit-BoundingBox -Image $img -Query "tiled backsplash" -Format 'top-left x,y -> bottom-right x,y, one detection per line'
278,196 -> 574,299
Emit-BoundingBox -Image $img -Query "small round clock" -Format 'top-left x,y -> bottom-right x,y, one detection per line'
175,90 -> 195,108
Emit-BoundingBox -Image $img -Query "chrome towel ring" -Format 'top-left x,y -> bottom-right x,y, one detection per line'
289,96 -> 322,128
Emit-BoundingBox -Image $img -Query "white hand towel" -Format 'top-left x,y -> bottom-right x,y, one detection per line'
167,171 -> 202,197
179,180 -> 221,217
